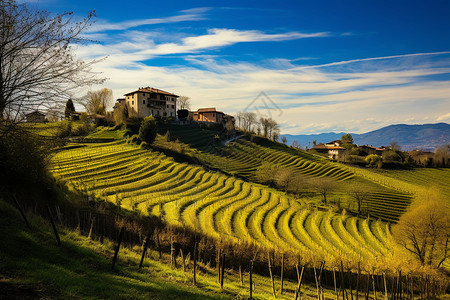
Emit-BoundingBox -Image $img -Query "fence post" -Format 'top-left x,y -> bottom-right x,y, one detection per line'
112,227 -> 124,270
249,259 -> 253,300
220,252 -> 225,289
47,206 -> 61,246
295,265 -> 305,300
268,252 -> 276,298
13,196 -> 31,230
280,253 -> 284,295
139,234 -> 150,269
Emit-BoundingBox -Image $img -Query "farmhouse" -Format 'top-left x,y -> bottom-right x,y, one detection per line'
360,145 -> 386,156
122,87 -> 179,118
192,107 -> 235,124
193,108 -> 224,123
312,139 -> 351,159
25,110 -> 46,123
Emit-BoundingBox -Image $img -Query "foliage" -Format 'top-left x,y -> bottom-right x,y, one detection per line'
0,1 -> 104,132
177,96 -> 191,110
393,189 -> 449,268
80,88 -> 113,116
125,117 -> 142,135
0,129 -> 52,184
365,154 -> 381,167
341,133 -> 353,143
139,116 -> 157,144
65,99 -> 76,119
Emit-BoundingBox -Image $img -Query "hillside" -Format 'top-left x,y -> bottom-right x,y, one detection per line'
282,123 -> 450,151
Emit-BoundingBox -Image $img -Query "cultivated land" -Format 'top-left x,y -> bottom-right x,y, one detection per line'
50,124 -> 449,268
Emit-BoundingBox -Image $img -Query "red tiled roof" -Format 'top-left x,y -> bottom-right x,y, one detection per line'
197,108 -> 224,114
124,87 -> 179,97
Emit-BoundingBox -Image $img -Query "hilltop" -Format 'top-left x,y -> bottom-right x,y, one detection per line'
282,123 -> 450,151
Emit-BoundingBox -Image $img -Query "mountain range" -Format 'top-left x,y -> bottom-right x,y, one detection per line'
281,123 -> 450,151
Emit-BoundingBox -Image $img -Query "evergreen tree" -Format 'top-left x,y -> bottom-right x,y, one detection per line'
65,99 -> 76,119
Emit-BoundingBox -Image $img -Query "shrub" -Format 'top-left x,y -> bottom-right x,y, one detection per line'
125,117 -> 142,134
365,154 -> 381,167
56,120 -> 72,137
139,116 -> 157,144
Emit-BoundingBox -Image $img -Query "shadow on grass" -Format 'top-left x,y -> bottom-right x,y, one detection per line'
0,199 -> 226,299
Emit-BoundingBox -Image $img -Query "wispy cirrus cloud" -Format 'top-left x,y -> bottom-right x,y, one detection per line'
76,28 -> 329,62
80,49 -> 450,134
87,7 -> 211,32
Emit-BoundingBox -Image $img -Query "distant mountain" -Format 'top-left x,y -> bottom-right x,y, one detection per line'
282,123 -> 450,151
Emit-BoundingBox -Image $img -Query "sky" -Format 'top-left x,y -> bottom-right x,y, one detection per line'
32,0 -> 450,134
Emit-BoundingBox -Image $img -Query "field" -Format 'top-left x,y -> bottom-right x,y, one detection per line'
52,139 -> 402,265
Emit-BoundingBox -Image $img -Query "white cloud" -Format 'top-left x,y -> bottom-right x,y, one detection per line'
87,8 -> 210,32
437,112 -> 450,122
73,23 -> 450,135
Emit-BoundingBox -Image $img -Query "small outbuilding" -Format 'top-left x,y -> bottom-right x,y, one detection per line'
25,110 -> 46,123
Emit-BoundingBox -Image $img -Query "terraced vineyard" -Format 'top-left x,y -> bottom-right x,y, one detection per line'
52,140 -> 397,262
156,125 -> 414,222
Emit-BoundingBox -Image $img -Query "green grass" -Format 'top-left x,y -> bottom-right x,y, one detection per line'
0,197 -> 333,299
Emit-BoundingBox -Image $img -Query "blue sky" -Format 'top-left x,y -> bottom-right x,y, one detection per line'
34,0 -> 450,134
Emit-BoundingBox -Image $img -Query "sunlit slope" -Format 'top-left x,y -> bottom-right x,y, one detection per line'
51,141 -> 392,260
156,126 -> 413,222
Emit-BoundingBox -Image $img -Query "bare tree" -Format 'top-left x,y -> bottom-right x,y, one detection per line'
177,96 -> 191,110
242,112 -> 257,132
348,185 -> 370,216
79,88 -> 113,115
393,189 -> 449,267
310,177 -> 335,205
0,0 -> 104,134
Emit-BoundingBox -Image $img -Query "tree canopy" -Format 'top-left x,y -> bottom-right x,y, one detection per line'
393,189 -> 449,268
0,0 -> 104,134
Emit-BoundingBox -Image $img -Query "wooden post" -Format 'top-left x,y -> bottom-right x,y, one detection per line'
193,241 -> 197,286
268,252 -> 276,298
356,263 -> 360,300
13,196 -> 31,230
314,264 -> 320,300
156,233 -> 162,259
295,266 -> 305,300
334,269 -> 338,300
239,264 -> 243,286
383,272 -> 388,300
220,252 -> 225,289
372,273 -> 377,300
170,236 -> 175,268
340,261 -> 346,300
280,253 -> 284,295
217,248 -> 221,285
249,260 -> 253,300
46,206 -> 61,246
88,216 -> 95,240
139,234 -> 150,269
112,227 -> 124,270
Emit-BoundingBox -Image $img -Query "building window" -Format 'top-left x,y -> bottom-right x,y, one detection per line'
143,100 -> 145,104
172,105 -> 175,109
143,93 -> 145,96
213,113 -> 215,117
132,101 -> 134,105
170,112 -> 173,116
167,105 -> 169,108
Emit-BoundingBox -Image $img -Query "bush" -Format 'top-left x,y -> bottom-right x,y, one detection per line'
56,120 -> 72,137
365,154 -> 381,167
138,116 -> 157,144
125,117 -> 142,134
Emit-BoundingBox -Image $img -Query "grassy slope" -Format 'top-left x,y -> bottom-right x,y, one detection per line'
0,198 -> 328,299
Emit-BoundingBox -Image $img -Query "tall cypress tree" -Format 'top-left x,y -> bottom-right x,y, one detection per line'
65,99 -> 76,119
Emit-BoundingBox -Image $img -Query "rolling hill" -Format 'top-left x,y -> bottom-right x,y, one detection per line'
282,122 -> 450,151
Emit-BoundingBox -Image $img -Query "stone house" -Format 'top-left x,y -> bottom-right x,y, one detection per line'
122,87 -> 178,118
